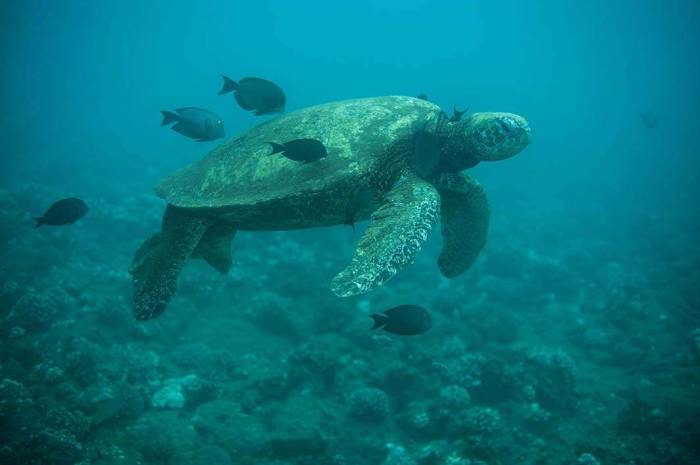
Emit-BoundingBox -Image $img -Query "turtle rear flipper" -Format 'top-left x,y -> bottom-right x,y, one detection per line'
191,222 -> 237,274
434,173 -> 490,278
331,174 -> 440,297
130,206 -> 210,320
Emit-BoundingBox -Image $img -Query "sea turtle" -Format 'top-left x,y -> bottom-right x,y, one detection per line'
131,96 -> 531,320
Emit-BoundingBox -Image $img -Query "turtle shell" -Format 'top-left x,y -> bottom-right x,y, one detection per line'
156,96 -> 443,209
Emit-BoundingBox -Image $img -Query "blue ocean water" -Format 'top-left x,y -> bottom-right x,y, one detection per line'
1,1 -> 699,464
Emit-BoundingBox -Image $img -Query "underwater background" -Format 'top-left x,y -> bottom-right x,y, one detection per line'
1,1 -> 699,464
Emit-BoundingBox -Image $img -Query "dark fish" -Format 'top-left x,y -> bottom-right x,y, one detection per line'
416,93 -> 428,101
161,107 -> 225,141
34,197 -> 89,228
640,111 -> 657,129
269,138 -> 327,163
370,305 -> 432,336
219,75 -> 286,115
449,106 -> 469,122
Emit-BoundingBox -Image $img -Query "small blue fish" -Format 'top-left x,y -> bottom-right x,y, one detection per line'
640,111 -> 657,129
161,107 -> 225,142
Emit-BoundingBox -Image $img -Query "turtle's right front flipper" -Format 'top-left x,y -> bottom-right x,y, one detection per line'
130,205 -> 210,320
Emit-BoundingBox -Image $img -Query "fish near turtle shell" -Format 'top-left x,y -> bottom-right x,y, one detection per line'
156,96 -> 444,210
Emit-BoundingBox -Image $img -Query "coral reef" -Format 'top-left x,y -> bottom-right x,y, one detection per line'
348,387 -> 391,422
0,183 -> 698,465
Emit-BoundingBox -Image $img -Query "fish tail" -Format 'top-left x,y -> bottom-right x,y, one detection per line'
218,75 -> 238,95
370,314 -> 389,330
33,217 -> 43,228
269,142 -> 286,155
160,110 -> 180,126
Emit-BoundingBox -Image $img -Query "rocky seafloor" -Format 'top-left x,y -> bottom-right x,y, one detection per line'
0,183 -> 699,465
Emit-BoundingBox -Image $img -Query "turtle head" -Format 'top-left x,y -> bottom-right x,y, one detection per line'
442,112 -> 531,171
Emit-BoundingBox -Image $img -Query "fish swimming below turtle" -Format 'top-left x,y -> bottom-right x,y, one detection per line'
130,96 -> 531,320
370,305 -> 433,336
218,75 -> 286,115
34,197 -> 89,227
269,138 -> 328,163
161,107 -> 225,142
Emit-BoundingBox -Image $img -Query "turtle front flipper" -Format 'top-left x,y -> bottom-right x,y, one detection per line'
331,174 -> 440,297
434,172 -> 490,278
130,205 -> 211,320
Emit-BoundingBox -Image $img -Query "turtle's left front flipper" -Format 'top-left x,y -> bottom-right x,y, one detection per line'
434,172 -> 490,278
331,174 -> 440,297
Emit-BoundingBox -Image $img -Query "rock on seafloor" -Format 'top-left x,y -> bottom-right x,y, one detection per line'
0,182 -> 698,465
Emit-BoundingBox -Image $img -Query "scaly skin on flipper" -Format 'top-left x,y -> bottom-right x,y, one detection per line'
331,174 -> 440,297
434,173 -> 490,278
130,206 -> 211,320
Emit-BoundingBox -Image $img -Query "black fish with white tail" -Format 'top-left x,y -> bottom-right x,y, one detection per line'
34,198 -> 89,228
269,138 -> 327,163
218,75 -> 286,115
161,107 -> 225,142
370,305 -> 432,336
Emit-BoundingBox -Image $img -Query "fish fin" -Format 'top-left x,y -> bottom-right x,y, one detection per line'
453,106 -> 468,119
160,110 -> 180,126
171,122 -> 189,137
269,142 -> 286,155
370,314 -> 389,330
33,217 -> 44,228
218,75 -> 239,95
